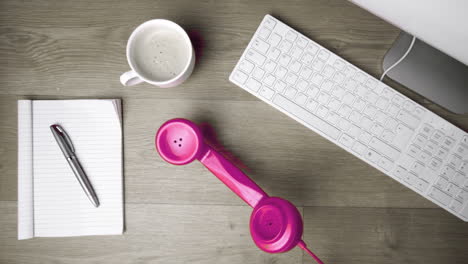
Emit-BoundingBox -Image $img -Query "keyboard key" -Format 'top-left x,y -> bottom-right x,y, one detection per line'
285,72 -> 298,85
434,147 -> 449,160
321,80 -> 334,92
296,79 -> 308,92
328,98 -> 341,111
274,95 -> 341,139
359,132 -> 372,144
338,118 -> 351,131
316,105 -> 329,118
239,60 -> 255,73
322,65 -> 335,78
435,177 -> 450,189
381,130 -> 395,143
245,78 -> 262,92
348,124 -> 361,138
268,33 -> 282,46
418,151 -> 431,163
411,176 -> 428,192
455,144 -> 468,156
264,60 -> 277,72
279,40 -> 293,53
326,111 -> 340,126
275,66 -> 287,79
393,166 -> 407,179
369,137 -> 401,160
387,104 -> 400,117
264,74 -> 276,87
376,98 -> 389,110
428,188 -> 451,205
460,161 -> 468,175
403,100 -> 416,112
407,144 -> 421,158
307,86 -> 319,98
263,17 -> 276,29
385,118 -> 398,131
364,104 -> 377,118
284,87 -> 297,99
449,155 -> 462,169
317,49 -> 330,61
333,59 -> 346,71
353,98 -> 366,112
301,53 -> 315,65
306,99 -> 319,112
246,49 -> 266,66
360,116 -> 373,130
268,48 -> 281,60
258,27 -> 271,40
449,199 -> 463,212
364,92 -> 379,104
291,46 -> 303,59
317,92 -> 331,105
442,137 -> 455,149
413,134 -> 427,147
446,184 -> 461,197
457,190 -> 468,202
285,30 -> 297,41
252,67 -> 265,80
352,141 -> 367,156
232,70 -> 248,84
413,107 -> 426,119
311,58 -> 325,71
431,130 -> 444,143
279,54 -> 292,66
297,37 -> 308,48
332,86 -> 346,99
343,93 -> 356,106
306,43 -> 319,55
440,166 -> 456,180
349,111 -> 361,123
295,93 -> 308,106
394,124 -> 413,150
332,72 -> 346,84
340,134 -> 354,148
410,161 -> 425,176
274,80 -> 286,93
365,78 -> 377,89
290,60 -> 302,73
310,73 -> 324,87
259,86 -> 275,100
338,105 -> 352,117
378,157 -> 393,171
365,149 -> 381,164
353,72 -> 366,83
252,38 -> 270,54
343,65 -> 356,77
420,124 -> 434,138
299,66 -> 313,79
392,94 -> 404,106
371,124 -> 384,136
423,141 -> 437,155
345,79 -> 359,92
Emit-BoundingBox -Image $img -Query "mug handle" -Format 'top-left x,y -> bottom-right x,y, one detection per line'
120,70 -> 144,86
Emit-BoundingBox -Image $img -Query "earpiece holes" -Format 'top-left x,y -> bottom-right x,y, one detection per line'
174,138 -> 183,147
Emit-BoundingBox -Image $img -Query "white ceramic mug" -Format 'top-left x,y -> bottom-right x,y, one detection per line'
120,19 -> 195,87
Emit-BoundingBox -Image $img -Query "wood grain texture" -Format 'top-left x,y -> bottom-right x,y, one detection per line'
1,0 -> 468,263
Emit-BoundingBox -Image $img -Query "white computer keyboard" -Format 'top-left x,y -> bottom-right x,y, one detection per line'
229,15 -> 468,221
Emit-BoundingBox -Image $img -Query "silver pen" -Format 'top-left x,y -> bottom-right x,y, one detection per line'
50,124 -> 100,207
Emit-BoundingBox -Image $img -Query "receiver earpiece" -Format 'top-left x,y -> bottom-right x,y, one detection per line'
155,118 -> 324,263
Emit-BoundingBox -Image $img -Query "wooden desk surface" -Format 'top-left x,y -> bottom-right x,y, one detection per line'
1,0 -> 467,263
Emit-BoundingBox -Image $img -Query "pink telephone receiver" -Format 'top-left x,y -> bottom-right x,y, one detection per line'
155,118 -> 324,263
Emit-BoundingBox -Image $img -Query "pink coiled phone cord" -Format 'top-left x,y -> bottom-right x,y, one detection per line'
297,240 -> 324,264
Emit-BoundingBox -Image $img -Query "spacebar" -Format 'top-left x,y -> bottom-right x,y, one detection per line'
273,95 -> 341,139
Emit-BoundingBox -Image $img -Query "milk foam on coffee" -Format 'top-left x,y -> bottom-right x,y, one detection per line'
132,29 -> 190,82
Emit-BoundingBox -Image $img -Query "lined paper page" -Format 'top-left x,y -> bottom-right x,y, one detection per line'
32,100 -> 123,237
17,100 -> 34,240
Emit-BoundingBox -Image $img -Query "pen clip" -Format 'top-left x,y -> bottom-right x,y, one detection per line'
55,125 -> 75,153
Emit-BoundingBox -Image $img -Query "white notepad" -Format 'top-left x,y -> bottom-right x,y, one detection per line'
17,99 -> 123,240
